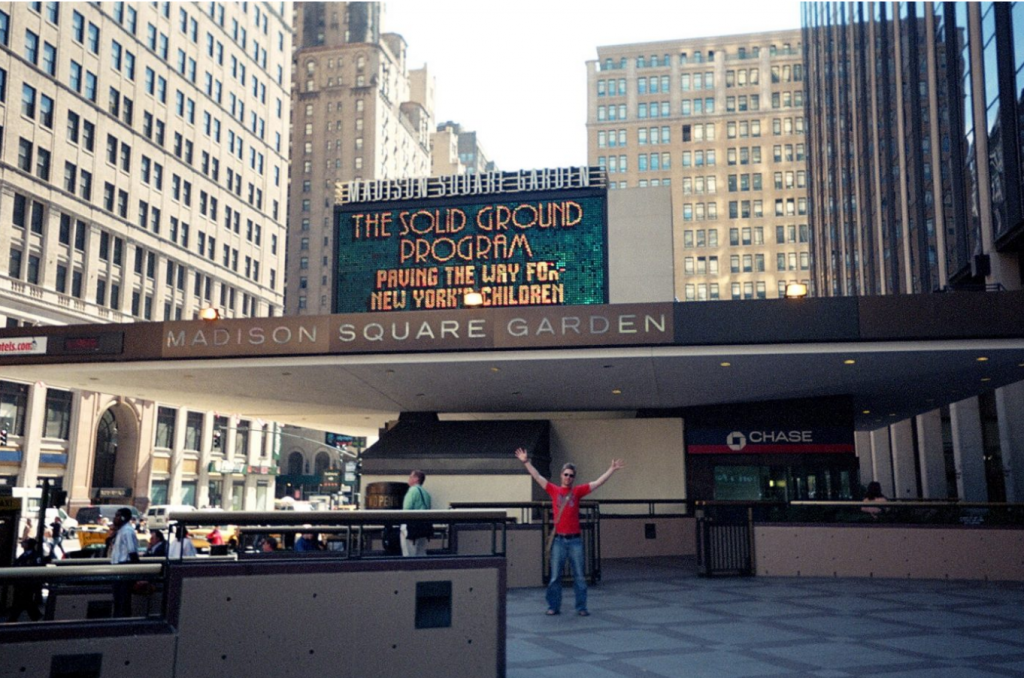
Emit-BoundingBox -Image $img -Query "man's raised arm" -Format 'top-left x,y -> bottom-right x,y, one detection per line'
514,447 -> 548,490
589,459 -> 626,491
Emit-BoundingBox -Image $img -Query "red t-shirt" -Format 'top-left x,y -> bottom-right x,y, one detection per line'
545,482 -> 591,535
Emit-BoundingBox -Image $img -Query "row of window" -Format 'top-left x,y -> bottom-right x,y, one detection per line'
683,225 -> 811,248
7,235 -> 266,320
682,252 -> 811,275
155,407 -> 263,454
676,199 -> 810,221
0,380 -> 71,440
682,279 -> 808,302
598,150 -> 811,175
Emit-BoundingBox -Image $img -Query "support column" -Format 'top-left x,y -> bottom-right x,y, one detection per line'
950,397 -> 988,501
196,412 -> 213,508
855,430 -> 872,489
169,407 -> 187,504
16,382 -> 48,490
995,381 -> 1024,502
869,428 -> 895,497
916,409 -> 947,498
889,419 -> 917,498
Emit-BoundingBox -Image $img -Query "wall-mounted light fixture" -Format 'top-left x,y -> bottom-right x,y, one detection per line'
198,306 -> 221,321
785,283 -> 808,299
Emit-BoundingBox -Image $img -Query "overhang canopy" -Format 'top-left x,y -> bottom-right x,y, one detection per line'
0,294 -> 1022,434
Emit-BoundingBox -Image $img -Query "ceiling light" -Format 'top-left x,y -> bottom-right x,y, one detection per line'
843,359 -> 856,365
720,361 -> 731,367
612,389 -> 622,395
976,356 -> 989,362
490,367 -> 500,372
981,377 -> 991,382
862,410 -> 871,414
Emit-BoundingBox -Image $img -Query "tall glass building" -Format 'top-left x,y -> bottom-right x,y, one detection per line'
802,2 -> 1024,502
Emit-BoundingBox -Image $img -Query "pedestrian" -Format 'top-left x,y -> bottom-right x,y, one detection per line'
862,481 -> 887,517
261,536 -> 279,552
167,527 -> 197,558
207,526 -> 224,546
6,538 -> 43,622
514,447 -> 625,616
48,517 -> 65,560
21,518 -> 32,541
294,532 -> 321,551
401,470 -> 432,557
145,530 -> 168,557
109,507 -> 140,617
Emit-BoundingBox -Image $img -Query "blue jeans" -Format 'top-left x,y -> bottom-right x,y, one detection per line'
546,535 -> 586,613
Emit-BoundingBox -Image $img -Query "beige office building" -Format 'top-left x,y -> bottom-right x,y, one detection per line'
0,2 -> 292,514
286,2 -> 433,317
587,30 -> 810,302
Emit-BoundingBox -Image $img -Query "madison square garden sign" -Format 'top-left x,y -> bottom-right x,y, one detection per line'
333,167 -> 609,313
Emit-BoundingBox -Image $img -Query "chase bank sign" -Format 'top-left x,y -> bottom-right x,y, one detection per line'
690,428 -> 852,455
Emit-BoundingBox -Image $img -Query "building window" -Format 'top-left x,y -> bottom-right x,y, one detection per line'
155,406 -> 175,449
43,389 -> 72,439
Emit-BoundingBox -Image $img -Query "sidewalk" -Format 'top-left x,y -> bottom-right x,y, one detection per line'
506,557 -> 1024,677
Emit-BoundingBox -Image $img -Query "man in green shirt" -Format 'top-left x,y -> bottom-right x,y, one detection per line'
401,470 -> 432,556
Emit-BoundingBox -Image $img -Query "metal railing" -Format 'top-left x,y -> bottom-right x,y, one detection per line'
1,509 -> 510,626
769,500 -> 1024,526
449,501 -> 602,584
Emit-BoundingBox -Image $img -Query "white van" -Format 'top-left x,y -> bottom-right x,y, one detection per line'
146,504 -> 196,530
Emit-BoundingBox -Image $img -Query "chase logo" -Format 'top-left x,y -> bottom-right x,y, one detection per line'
726,431 -> 747,451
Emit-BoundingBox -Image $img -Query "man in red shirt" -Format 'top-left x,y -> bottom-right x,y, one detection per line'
514,447 -> 625,616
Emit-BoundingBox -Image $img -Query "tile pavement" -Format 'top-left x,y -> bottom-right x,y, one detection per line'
505,557 -> 1024,677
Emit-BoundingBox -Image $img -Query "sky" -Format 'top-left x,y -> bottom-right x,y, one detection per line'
384,1 -> 803,172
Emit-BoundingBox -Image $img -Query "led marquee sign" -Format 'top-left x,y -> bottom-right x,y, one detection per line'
333,167 -> 609,313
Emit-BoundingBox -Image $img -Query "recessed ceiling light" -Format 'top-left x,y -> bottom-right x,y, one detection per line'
889,413 -> 896,417
981,377 -> 991,382
720,361 -> 731,367
843,359 -> 856,365
862,410 -> 871,414
490,367 -> 500,372
977,356 -> 989,362
612,389 -> 622,395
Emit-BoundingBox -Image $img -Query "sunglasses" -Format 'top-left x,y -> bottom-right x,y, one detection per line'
562,472 -> 575,478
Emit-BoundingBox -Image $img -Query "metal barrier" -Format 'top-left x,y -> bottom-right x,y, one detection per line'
449,501 -> 602,584
695,502 -> 762,576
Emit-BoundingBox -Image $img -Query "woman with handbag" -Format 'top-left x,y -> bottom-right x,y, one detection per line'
514,447 -> 625,616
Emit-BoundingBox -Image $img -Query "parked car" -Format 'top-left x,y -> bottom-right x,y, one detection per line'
74,504 -> 141,526
146,504 -> 196,530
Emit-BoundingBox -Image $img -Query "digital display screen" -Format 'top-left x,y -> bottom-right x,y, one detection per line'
333,191 -> 608,313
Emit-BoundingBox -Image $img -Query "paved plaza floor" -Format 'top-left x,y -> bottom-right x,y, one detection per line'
506,556 -> 1024,678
